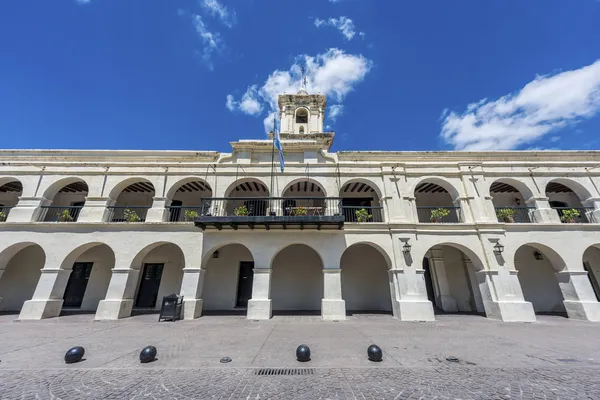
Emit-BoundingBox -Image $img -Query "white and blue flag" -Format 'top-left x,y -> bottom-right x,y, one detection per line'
274,122 -> 284,173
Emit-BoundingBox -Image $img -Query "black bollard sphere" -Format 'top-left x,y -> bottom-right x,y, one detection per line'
367,344 -> 383,362
296,344 -> 311,362
139,346 -> 157,363
64,346 -> 85,364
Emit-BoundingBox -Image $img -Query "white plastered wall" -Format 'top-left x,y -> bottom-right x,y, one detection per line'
271,244 -> 323,311
340,244 -> 391,312
74,245 -> 115,311
440,246 -> 475,312
203,244 -> 252,310
0,245 -> 44,311
514,245 -> 566,313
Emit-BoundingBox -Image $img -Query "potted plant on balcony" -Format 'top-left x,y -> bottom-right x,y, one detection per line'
496,208 -> 516,223
560,208 -> 580,223
293,206 -> 308,216
234,205 -> 249,216
355,208 -> 372,223
58,209 -> 74,222
0,211 -> 6,222
183,209 -> 199,222
430,208 -> 450,223
124,208 -> 141,222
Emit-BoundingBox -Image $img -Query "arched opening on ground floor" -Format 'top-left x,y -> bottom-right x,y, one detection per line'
131,243 -> 184,312
422,245 -> 484,314
60,244 -> 115,313
0,243 -> 45,313
514,244 -> 566,315
202,244 -> 254,314
271,244 -> 323,314
582,245 -> 600,302
341,243 -> 392,314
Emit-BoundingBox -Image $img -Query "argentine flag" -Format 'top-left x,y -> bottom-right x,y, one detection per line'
274,126 -> 284,173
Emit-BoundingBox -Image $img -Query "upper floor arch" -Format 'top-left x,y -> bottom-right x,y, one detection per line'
411,177 -> 462,223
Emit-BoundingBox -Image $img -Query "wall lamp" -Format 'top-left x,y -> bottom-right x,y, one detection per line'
493,241 -> 504,254
402,241 -> 412,254
533,251 -> 543,260
515,198 -> 521,206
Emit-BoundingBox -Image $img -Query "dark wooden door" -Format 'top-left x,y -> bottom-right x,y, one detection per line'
422,258 -> 436,302
63,262 -> 93,308
136,263 -> 164,308
236,262 -> 254,307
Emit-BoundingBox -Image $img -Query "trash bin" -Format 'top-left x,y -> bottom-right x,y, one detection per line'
158,294 -> 183,322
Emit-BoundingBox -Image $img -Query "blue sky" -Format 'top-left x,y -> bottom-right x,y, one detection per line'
1,0 -> 599,152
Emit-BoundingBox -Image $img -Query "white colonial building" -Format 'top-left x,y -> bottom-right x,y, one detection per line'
2,89 -> 600,323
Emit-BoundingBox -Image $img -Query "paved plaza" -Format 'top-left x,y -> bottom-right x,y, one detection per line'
0,313 -> 599,399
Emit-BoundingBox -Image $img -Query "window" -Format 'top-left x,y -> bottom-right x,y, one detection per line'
299,126 -> 305,134
295,108 -> 308,124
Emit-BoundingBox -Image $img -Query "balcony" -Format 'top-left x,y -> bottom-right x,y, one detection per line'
342,205 -> 384,223
416,206 -> 461,223
38,206 -> 84,222
553,207 -> 596,224
495,207 -> 536,223
106,206 -> 151,222
0,206 -> 12,222
194,197 -> 345,230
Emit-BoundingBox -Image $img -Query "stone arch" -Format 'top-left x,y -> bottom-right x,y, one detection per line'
271,244 -> 323,313
340,178 -> 383,201
0,243 -> 45,313
339,241 -> 392,269
224,178 -> 270,217
341,243 -> 392,314
0,178 -> 23,217
107,177 -> 156,201
421,243 -> 486,314
41,177 -> 90,200
107,178 -> 156,222
413,177 -> 462,223
412,177 -> 461,200
38,177 -> 89,222
224,178 -> 270,198
165,177 -> 213,202
488,178 -> 535,202
165,177 -> 213,222
340,179 -> 384,222
295,107 -> 309,123
202,243 -> 255,312
282,178 -> 327,197
514,243 -> 568,315
489,178 -> 536,223
582,244 -> 600,302
58,242 -> 116,312
545,178 -> 593,203
129,242 -> 186,311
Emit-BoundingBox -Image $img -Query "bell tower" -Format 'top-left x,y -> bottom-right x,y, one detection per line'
278,67 -> 327,134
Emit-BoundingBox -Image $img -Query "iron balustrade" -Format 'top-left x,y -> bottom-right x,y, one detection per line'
342,206 -> 384,223
416,206 -> 461,223
38,205 -> 84,222
0,206 -> 13,222
106,206 -> 151,222
553,207 -> 596,223
166,203 -> 212,222
495,207 -> 536,223
189,197 -> 344,218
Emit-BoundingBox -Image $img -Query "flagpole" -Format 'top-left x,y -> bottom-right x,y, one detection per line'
269,114 -> 276,216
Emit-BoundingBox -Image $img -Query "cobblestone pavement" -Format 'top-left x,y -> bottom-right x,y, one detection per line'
0,313 -> 599,399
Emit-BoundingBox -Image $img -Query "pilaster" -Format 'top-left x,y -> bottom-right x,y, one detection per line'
77,197 -> 111,222
322,268 -> 346,320
247,268 -> 272,320
145,197 -> 168,222
180,268 -> 206,319
526,197 -> 561,223
95,267 -> 140,320
5,197 -> 46,222
556,270 -> 600,321
19,268 -> 72,319
429,249 -> 458,312
389,268 -> 435,321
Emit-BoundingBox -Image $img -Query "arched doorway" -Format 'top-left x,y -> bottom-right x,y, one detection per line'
341,243 -> 392,314
131,243 -> 184,311
582,245 -> 600,302
40,179 -> 89,222
0,179 -> 23,221
202,244 -> 254,313
271,244 -> 323,314
108,179 -> 155,222
514,244 -> 566,315
414,179 -> 461,223
490,179 -> 534,223
340,180 -> 383,222
422,245 -> 484,314
0,243 -> 45,313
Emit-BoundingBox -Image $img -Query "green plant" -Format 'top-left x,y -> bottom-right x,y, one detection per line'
496,207 -> 516,222
0,211 -> 6,222
293,206 -> 308,216
430,208 -> 450,222
57,209 -> 74,222
183,209 -> 199,222
355,208 -> 372,223
560,208 -> 580,223
234,205 -> 249,216
124,208 -> 141,222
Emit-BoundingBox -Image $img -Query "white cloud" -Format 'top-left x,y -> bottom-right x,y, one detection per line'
226,95 -> 236,111
441,59 -> 600,150
202,0 -> 236,27
226,48 -> 372,132
313,16 -> 360,40
329,104 -> 344,121
191,14 -> 223,69
75,0 -> 91,3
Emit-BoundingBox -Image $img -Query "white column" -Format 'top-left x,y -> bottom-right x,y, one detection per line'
19,268 -> 72,319
322,268 -> 346,320
429,249 -> 458,312
464,259 -> 485,313
180,268 -> 206,319
582,198 -> 600,223
5,197 -> 46,222
391,267 -> 435,321
95,267 -> 140,320
77,197 -> 111,222
247,268 -> 272,320
556,270 -> 600,321
145,197 -> 168,222
527,197 -> 561,223
454,197 -> 474,223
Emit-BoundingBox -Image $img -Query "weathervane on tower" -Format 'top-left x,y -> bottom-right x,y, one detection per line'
301,65 -> 307,92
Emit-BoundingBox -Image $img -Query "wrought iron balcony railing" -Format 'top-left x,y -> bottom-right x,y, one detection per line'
166,204 -> 212,222
495,207 -> 536,223
342,206 -> 384,223
416,206 -> 461,223
0,206 -> 13,222
39,205 -> 84,222
106,206 -> 151,222
553,207 -> 596,223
